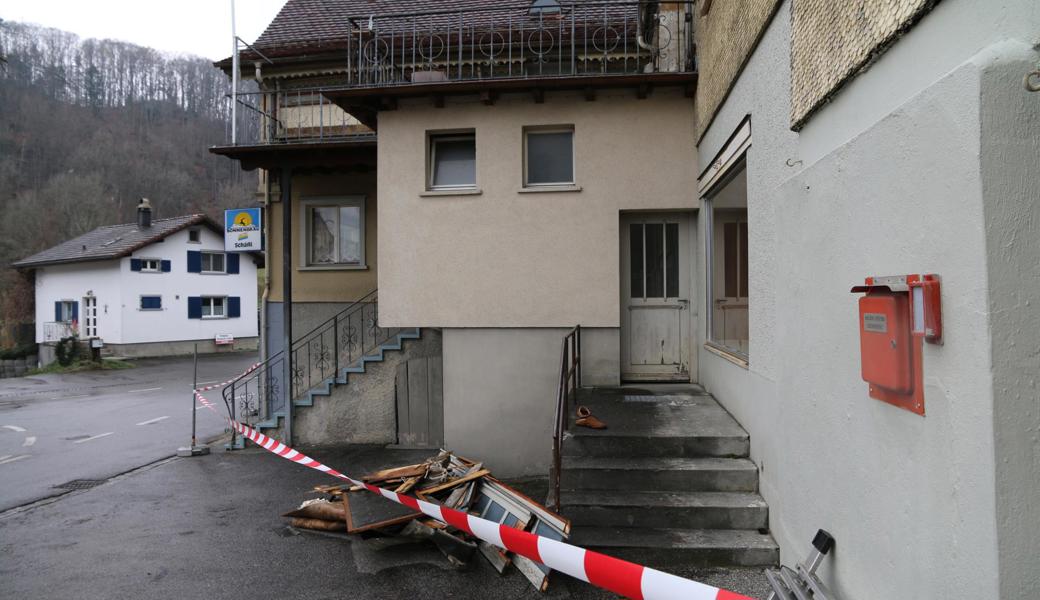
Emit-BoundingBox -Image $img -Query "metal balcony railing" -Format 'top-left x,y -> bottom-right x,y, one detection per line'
222,2 -> 695,146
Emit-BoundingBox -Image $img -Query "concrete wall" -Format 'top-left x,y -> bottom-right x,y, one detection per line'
377,89 -> 698,329
266,171 -> 377,303
442,326 -> 618,477
102,337 -> 259,359
694,1 -> 1039,598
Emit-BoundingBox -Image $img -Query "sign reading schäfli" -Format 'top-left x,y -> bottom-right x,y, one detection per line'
224,208 -> 262,252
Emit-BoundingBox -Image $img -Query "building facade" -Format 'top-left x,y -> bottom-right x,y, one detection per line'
212,1 -> 1039,597
15,207 -> 260,362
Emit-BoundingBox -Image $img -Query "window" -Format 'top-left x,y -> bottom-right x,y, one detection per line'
524,127 -> 574,187
140,259 -> 161,272
629,222 -> 680,299
140,295 -> 162,310
302,198 -> 365,268
428,133 -> 476,190
188,229 -> 200,243
529,0 -> 562,16
57,300 -> 77,323
704,162 -> 749,359
200,252 -> 225,273
201,296 -> 226,319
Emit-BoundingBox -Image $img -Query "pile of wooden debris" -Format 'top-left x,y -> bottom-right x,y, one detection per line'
283,450 -> 570,592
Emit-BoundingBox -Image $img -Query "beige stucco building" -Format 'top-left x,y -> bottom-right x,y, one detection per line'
212,1 -> 1040,598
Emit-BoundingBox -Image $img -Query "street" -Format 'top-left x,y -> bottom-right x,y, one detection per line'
0,352 -> 258,512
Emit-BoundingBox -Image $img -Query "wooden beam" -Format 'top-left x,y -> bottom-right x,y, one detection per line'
532,88 -> 545,104
480,89 -> 497,105
584,86 -> 596,102
433,94 -> 445,108
637,82 -> 651,99
380,96 -> 398,111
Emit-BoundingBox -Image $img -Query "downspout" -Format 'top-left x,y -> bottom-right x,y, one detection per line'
636,1 -> 658,72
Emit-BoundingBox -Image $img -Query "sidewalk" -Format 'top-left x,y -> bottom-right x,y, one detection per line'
0,442 -> 771,599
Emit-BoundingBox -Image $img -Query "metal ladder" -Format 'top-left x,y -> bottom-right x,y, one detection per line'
765,529 -> 838,600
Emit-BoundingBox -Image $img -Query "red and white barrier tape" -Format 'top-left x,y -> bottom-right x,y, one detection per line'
193,383 -> 750,600
194,362 -> 262,392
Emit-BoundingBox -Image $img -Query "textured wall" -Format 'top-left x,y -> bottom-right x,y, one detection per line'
790,0 -> 940,129
694,0 -> 781,141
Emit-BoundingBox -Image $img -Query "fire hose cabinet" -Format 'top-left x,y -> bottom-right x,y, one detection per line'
851,274 -> 941,416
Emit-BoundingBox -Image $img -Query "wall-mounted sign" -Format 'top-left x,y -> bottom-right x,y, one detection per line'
215,334 -> 235,346
224,208 -> 262,252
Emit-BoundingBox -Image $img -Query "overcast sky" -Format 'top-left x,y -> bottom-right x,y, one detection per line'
0,0 -> 288,61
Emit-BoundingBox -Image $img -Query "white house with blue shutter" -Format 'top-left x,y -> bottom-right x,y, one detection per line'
13,200 -> 259,364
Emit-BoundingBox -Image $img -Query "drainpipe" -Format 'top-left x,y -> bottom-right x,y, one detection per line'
636,2 -> 658,72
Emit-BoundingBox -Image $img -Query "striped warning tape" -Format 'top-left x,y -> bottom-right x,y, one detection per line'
192,379 -> 750,600
193,363 -> 262,392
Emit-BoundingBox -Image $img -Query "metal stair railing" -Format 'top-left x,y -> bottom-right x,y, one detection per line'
222,289 -> 406,431
549,324 -> 582,511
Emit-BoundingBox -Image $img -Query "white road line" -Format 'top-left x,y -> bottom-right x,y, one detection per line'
56,394 -> 89,400
73,432 -> 114,444
2,425 -> 26,433
23,436 -> 36,447
127,387 -> 162,393
136,416 -> 169,426
195,406 -> 207,411
196,380 -> 221,385
0,454 -> 30,465
0,455 -> 10,461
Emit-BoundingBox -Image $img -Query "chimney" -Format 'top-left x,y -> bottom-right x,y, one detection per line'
137,198 -> 152,228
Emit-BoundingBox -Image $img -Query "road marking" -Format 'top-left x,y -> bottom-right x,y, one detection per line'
136,416 -> 169,426
0,454 -> 29,465
2,425 -> 26,433
73,432 -> 114,444
0,455 -> 9,461
195,406 -> 206,411
22,436 -> 36,447
196,380 -> 221,385
127,387 -> 162,393
56,394 -> 89,400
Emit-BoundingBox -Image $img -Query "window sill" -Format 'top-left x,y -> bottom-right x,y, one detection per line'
200,271 -> 228,275
704,342 -> 749,370
298,264 -> 369,272
518,184 -> 582,194
420,188 -> 482,197
201,316 -> 229,320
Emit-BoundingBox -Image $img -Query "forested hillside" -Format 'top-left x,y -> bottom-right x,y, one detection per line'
0,20 -> 254,338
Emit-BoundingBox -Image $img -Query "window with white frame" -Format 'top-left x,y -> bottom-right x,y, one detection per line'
58,300 -> 76,322
200,251 -> 225,273
302,198 -> 365,267
140,258 -> 161,272
524,126 -> 574,187
428,132 -> 476,190
201,296 -> 226,318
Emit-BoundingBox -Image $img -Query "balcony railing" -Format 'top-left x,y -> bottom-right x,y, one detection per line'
222,2 -> 694,147
42,321 -> 76,343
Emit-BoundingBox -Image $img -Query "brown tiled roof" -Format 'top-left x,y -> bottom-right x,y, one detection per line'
12,214 -> 221,269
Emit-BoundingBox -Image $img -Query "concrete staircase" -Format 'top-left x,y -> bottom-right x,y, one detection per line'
561,386 -> 778,568
252,328 -> 422,434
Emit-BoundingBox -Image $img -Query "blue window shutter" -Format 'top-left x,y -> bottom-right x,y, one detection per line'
55,301 -> 62,322
160,259 -> 171,272
187,251 -> 201,273
141,296 -> 161,310
227,253 -> 240,274
71,301 -> 79,321
228,296 -> 241,318
187,297 -> 202,319
130,258 -> 142,271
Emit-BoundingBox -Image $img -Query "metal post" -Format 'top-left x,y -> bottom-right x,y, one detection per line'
281,166 -> 294,445
230,0 -> 239,145
177,343 -> 209,456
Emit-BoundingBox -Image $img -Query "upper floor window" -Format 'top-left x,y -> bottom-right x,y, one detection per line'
529,0 -> 562,16
428,132 -> 476,190
524,126 -> 574,187
302,197 -> 365,268
201,251 -> 225,274
188,229 -> 201,243
140,258 -> 161,272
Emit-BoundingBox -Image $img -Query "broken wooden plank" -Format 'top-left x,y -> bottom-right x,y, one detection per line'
362,462 -> 428,483
342,488 -> 421,533
417,468 -> 490,496
290,517 -> 347,532
478,541 -> 512,574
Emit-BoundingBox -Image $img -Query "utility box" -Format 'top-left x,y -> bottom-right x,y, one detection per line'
858,291 -> 912,394
851,274 -> 940,416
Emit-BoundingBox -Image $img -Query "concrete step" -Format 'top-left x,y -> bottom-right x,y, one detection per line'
570,526 -> 779,568
564,389 -> 749,458
561,490 -> 768,530
561,456 -> 759,492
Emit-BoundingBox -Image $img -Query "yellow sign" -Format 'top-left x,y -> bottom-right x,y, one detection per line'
233,212 -> 253,227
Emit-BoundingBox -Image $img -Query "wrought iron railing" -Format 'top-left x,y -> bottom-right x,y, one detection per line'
550,325 -> 582,511
222,1 -> 695,146
221,289 -> 404,435
342,1 -> 694,86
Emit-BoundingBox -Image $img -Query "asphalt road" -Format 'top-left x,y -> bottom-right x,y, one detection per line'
0,352 -> 258,512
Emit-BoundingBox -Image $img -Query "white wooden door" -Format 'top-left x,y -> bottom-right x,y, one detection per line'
621,214 -> 692,381
82,296 -> 98,339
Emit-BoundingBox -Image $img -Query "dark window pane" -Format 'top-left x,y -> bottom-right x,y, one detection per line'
739,221 -> 749,298
666,223 -> 679,298
645,223 -> 664,298
724,222 -> 738,298
527,131 -> 573,185
432,137 -> 475,187
630,223 -> 644,298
